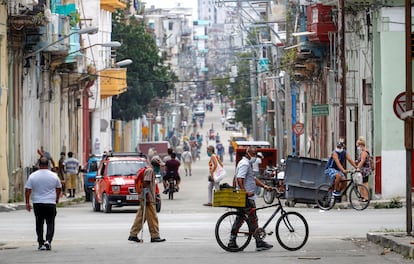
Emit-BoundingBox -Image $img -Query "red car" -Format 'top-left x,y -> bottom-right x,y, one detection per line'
92,152 -> 161,213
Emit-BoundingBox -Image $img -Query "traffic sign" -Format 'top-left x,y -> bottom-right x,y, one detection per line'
293,122 -> 304,136
312,104 -> 329,116
393,92 -> 414,120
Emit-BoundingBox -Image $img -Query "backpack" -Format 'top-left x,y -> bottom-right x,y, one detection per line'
135,167 -> 148,195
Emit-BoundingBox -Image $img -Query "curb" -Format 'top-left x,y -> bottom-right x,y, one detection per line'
0,197 -> 85,213
0,204 -> 26,212
367,232 -> 414,259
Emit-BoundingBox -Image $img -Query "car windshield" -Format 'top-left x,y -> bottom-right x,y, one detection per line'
106,160 -> 147,176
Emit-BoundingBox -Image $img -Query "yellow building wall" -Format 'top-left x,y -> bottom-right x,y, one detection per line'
0,6 -> 8,202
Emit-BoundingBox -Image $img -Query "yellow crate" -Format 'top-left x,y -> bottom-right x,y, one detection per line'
213,189 -> 247,208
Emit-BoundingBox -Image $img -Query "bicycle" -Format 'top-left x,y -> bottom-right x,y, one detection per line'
215,190 -> 309,252
167,177 -> 177,200
315,170 -> 370,211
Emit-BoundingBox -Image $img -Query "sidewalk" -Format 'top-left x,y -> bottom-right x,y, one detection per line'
367,232 -> 414,258
0,195 -> 84,212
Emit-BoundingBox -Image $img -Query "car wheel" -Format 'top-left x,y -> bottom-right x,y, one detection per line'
102,193 -> 112,213
92,192 -> 100,212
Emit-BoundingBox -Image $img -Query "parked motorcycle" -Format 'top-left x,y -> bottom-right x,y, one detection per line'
262,159 -> 286,204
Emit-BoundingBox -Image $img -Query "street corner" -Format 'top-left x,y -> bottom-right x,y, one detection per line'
367,232 -> 414,259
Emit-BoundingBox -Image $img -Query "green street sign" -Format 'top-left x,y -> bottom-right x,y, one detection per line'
312,104 -> 329,116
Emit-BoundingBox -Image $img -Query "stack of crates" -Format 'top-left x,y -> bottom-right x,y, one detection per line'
284,156 -> 329,205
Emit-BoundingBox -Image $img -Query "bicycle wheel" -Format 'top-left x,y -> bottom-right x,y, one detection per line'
349,183 -> 370,210
215,211 -> 252,252
263,189 -> 275,204
315,183 -> 335,210
275,211 -> 309,251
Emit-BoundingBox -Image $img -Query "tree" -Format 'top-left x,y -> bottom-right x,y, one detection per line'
111,11 -> 177,121
229,52 -> 254,134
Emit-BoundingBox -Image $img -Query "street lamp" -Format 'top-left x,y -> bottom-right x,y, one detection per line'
53,41 -> 122,63
115,59 -> 133,67
24,26 -> 99,59
68,41 -> 121,56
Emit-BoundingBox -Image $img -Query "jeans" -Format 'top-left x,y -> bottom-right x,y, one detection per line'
33,203 -> 57,245
207,180 -> 220,204
231,199 -> 261,243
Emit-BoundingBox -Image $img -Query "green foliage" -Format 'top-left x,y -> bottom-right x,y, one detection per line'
373,196 -> 403,209
69,11 -> 80,27
280,48 -> 297,76
111,10 -> 177,121
211,75 -> 230,97
228,52 -> 253,132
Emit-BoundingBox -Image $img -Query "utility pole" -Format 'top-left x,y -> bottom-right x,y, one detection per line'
404,0 -> 412,235
338,0 -> 346,142
250,60 -> 258,139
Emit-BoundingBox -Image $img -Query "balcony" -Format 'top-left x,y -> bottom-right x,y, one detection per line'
306,4 -> 337,43
101,0 -> 128,12
100,68 -> 128,99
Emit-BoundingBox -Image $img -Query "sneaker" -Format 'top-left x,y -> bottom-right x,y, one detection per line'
228,240 -> 239,250
332,191 -> 342,197
128,236 -> 142,243
256,241 -> 273,251
38,244 -> 46,251
43,241 -> 51,250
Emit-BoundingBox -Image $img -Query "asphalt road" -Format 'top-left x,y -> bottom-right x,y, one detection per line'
0,100 -> 412,263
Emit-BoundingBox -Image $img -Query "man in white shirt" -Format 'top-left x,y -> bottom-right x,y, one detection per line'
25,157 -> 62,251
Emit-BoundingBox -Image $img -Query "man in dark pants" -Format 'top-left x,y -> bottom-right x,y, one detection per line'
25,156 -> 62,250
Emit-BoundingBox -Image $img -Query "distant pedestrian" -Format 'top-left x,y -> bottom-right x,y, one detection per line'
25,157 -> 62,250
63,152 -> 80,198
57,152 -> 66,196
228,144 -> 234,162
181,148 -> 193,176
216,142 -> 224,162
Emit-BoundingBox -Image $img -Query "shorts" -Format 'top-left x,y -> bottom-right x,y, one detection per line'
183,162 -> 192,170
65,173 -> 77,189
324,168 -> 345,184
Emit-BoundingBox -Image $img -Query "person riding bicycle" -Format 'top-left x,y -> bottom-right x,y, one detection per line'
162,152 -> 181,193
324,142 -> 358,196
229,146 -> 273,251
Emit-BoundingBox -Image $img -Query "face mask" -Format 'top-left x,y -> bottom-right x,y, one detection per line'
335,148 -> 343,153
249,157 -> 257,164
357,146 -> 362,151
207,152 -> 212,157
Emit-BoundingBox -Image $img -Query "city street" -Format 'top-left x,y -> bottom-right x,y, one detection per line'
0,101 -> 411,263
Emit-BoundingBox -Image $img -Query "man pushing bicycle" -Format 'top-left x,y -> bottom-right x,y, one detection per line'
324,141 -> 358,197
230,146 -> 273,251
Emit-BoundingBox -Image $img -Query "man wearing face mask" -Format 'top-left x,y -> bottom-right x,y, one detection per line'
324,142 -> 358,196
230,146 -> 273,251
